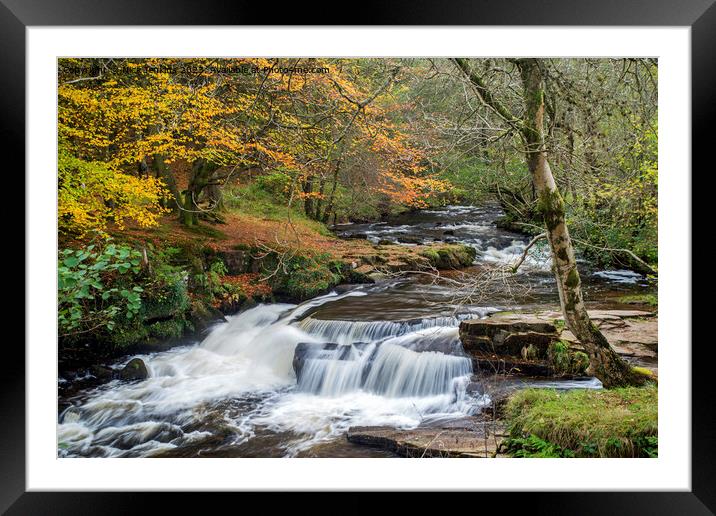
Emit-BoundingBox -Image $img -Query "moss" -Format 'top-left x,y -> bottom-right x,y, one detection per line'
146,318 -> 187,340
617,293 -> 658,307
564,292 -> 578,311
523,344 -> 539,360
536,189 -> 566,232
505,385 -> 658,457
419,249 -> 440,262
183,223 -> 228,240
417,244 -> 475,269
548,340 -> 589,375
269,251 -> 342,301
632,366 -> 656,382
106,319 -> 149,349
565,267 -> 580,288
572,351 -> 590,373
141,280 -> 190,321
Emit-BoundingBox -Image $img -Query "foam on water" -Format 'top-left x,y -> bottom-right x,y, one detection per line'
59,294 -> 485,458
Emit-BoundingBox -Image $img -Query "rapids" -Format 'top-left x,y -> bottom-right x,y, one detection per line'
58,204 -> 654,458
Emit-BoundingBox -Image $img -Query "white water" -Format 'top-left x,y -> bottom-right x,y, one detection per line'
59,291 -> 486,457
297,311 -> 492,345
59,203 -> 636,458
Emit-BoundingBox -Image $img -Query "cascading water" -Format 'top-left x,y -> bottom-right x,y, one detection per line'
59,204 -> 646,458
59,290 -> 486,458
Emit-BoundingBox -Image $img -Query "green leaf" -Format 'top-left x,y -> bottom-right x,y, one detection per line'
63,257 -> 80,268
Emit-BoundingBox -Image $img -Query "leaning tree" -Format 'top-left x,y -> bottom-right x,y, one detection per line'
453,57 -> 647,388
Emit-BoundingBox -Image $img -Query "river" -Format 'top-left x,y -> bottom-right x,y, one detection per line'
57,204 -> 654,458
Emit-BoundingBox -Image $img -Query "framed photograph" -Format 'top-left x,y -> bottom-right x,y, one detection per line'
6,0 -> 710,511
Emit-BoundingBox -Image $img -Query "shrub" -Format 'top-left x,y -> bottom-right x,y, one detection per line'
58,241 -> 145,336
59,239 -> 193,349
255,171 -> 293,200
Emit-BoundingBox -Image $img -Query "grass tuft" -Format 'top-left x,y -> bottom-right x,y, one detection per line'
504,385 -> 658,457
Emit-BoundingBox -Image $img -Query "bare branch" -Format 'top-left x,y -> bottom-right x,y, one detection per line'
508,233 -> 546,273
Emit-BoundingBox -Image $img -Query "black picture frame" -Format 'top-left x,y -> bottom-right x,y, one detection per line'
4,1 -> 709,512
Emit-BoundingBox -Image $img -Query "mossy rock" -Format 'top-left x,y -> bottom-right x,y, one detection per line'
118,358 -> 149,381
268,251 -> 343,302
421,244 -> 476,269
548,340 -> 590,376
189,299 -> 227,332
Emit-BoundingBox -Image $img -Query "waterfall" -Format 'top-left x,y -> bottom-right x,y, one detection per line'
297,310 -> 493,345
59,300 -> 486,458
364,343 -> 471,397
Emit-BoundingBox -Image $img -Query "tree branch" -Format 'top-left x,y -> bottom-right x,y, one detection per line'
451,58 -> 522,132
511,233 -> 547,273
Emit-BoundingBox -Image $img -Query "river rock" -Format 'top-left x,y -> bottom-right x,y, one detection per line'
90,365 -> 115,382
397,236 -> 424,244
216,249 -> 253,275
458,314 -> 591,377
460,315 -> 558,356
346,418 -> 506,458
118,358 -> 149,381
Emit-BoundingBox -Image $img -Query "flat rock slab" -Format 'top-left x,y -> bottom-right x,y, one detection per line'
561,317 -> 657,361
461,316 -> 558,336
461,308 -> 658,376
347,419 -> 506,458
534,309 -> 654,321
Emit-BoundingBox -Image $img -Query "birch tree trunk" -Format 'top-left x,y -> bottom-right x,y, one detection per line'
517,59 -> 645,388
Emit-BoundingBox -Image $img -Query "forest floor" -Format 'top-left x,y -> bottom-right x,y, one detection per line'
122,209 -> 476,280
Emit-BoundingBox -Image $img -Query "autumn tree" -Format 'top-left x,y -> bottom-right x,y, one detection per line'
58,58 -> 296,226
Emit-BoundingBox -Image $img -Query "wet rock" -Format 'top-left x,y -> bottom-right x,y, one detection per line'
118,358 -> 149,381
559,315 -> 658,373
461,309 -> 659,377
534,308 -> 654,322
459,314 -> 577,377
460,315 -> 558,357
400,332 -> 466,356
90,365 -> 115,382
345,233 -> 369,240
353,264 -> 376,275
397,236 -> 424,244
189,301 -> 227,333
346,418 -> 506,458
442,229 -> 455,236
216,249 -> 252,275
471,355 -> 554,377
367,272 -> 390,282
